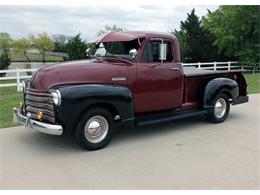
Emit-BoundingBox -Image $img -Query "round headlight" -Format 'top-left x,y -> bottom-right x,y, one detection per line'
18,81 -> 26,93
51,90 -> 62,106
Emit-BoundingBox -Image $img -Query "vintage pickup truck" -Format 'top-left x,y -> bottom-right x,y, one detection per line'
13,31 -> 248,150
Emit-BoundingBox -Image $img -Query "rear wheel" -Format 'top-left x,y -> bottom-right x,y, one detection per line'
75,107 -> 114,150
205,93 -> 230,123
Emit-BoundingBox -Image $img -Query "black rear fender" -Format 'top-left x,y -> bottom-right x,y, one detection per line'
203,78 -> 239,108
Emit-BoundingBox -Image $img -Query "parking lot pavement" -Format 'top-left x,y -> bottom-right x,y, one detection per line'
0,94 -> 259,189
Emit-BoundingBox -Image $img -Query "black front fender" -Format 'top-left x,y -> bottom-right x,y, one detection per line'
203,78 -> 239,108
55,84 -> 134,132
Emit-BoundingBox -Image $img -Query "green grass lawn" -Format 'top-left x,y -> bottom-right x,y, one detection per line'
0,81 -> 22,128
0,73 -> 259,129
244,73 -> 260,94
10,51 -> 64,62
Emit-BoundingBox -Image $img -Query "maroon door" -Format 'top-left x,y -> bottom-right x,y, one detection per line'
133,39 -> 183,113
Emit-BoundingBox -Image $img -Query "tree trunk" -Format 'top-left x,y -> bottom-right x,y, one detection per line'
24,51 -> 32,75
24,51 -> 31,63
42,51 -> 45,63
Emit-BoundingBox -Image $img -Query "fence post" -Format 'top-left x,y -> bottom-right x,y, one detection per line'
16,68 -> 20,91
228,61 -> 231,71
214,61 -> 217,71
198,62 -> 201,69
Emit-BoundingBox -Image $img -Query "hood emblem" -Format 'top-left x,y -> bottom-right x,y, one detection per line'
112,77 -> 126,81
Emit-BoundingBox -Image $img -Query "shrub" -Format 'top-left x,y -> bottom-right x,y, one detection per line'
0,53 -> 11,77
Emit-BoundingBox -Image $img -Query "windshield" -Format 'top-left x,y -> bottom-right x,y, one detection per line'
94,39 -> 139,61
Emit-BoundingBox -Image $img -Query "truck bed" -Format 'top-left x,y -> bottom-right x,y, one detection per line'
182,67 -> 244,106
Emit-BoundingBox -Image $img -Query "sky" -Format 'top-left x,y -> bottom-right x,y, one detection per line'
0,5 -> 218,41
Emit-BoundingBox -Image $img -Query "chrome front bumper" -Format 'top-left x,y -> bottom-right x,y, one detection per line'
13,107 -> 63,136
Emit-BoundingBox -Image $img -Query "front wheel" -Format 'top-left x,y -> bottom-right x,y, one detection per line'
205,93 -> 230,123
75,107 -> 114,150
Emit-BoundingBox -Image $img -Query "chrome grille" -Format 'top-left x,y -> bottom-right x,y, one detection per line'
25,89 -> 55,123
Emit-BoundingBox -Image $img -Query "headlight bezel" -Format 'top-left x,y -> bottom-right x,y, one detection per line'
51,90 -> 62,106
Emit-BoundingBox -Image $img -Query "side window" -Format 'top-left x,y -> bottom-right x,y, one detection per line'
141,40 -> 173,63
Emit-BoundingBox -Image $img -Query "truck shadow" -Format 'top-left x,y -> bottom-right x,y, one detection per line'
21,113 -> 241,152
112,112 -> 243,146
112,115 -> 206,144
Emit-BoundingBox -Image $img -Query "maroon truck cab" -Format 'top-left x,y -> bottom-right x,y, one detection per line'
13,31 -> 248,150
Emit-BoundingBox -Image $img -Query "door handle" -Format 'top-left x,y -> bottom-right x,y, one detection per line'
170,67 -> 180,71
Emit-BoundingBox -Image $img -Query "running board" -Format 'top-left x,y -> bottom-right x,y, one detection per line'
135,109 -> 207,126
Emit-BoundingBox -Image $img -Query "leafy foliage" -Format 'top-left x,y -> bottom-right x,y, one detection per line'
12,38 -> 31,63
53,34 -> 68,53
0,53 -> 11,76
97,24 -> 125,37
203,5 -> 260,65
30,32 -> 54,62
0,32 -> 11,73
0,32 -> 12,55
172,9 -> 221,62
66,34 -> 87,60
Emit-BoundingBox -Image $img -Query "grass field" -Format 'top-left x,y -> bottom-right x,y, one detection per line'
10,51 -> 64,62
244,73 -> 260,94
0,80 -> 22,128
0,73 -> 259,129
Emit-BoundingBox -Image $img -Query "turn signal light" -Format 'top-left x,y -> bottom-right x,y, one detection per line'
37,111 -> 43,121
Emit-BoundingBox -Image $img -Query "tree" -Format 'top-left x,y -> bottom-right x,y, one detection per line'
31,32 -> 54,63
172,9 -> 220,62
203,5 -> 260,65
53,34 -> 68,53
97,24 -> 125,37
66,34 -> 87,60
12,38 -> 31,66
172,29 -> 188,61
0,53 -> 11,76
0,32 -> 12,54
0,32 -> 11,76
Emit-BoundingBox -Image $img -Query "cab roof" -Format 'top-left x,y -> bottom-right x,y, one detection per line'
94,31 -> 177,43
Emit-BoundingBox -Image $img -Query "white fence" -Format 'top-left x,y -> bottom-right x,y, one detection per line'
0,68 -> 37,90
45,51 -> 68,57
0,61 -> 254,90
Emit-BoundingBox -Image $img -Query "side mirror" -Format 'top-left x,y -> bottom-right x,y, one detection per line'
159,43 -> 167,61
129,48 -> 137,59
86,48 -> 91,55
86,48 -> 93,59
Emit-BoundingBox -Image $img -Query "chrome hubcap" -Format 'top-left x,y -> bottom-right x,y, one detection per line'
84,116 -> 109,143
214,98 -> 227,118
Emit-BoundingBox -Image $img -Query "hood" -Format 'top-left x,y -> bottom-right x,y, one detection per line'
30,59 -> 130,91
